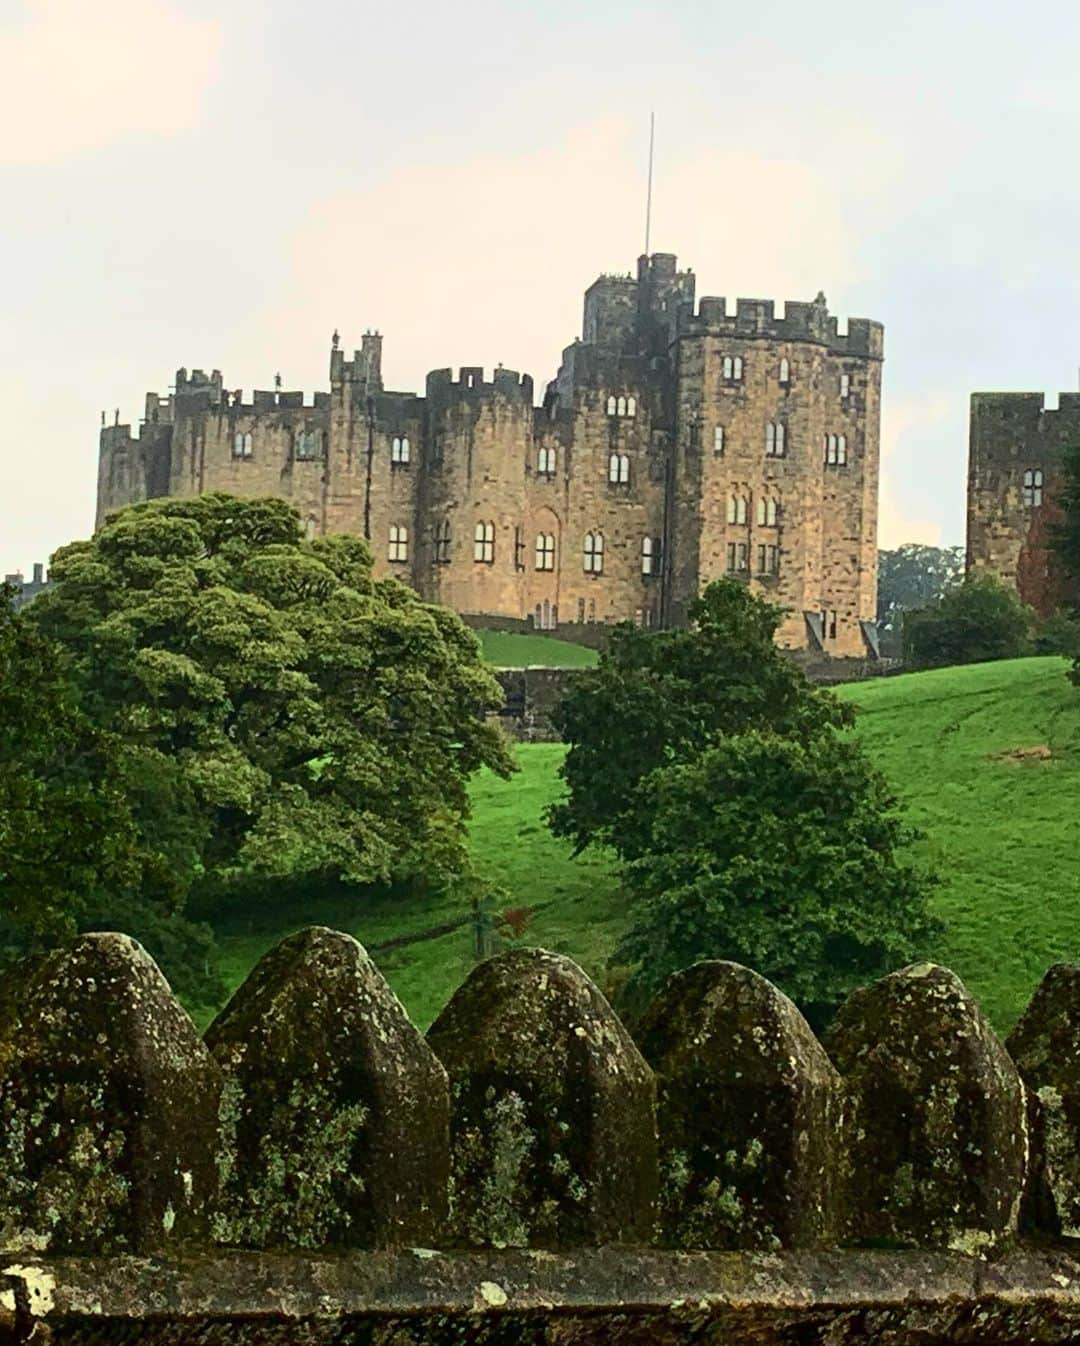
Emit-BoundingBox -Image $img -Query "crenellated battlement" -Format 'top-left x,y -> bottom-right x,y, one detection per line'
426,366 -> 535,402
684,294 -> 883,357
0,932 -> 1076,1341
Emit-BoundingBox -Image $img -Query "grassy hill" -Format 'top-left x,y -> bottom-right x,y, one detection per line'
477,630 -> 599,668
211,656 -> 1079,1034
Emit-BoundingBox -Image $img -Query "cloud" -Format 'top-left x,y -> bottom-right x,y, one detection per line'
878,393 -> 961,548
0,1 -> 222,164
229,120 -> 859,400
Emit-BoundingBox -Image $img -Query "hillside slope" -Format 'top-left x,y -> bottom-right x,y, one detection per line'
212,657 -> 1079,1033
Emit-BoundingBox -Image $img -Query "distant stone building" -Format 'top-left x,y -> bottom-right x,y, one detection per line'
4,563 -> 50,610
967,392 -> 1078,615
97,252 -> 884,654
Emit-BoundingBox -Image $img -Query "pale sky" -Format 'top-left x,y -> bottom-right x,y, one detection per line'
4,0 -> 1080,573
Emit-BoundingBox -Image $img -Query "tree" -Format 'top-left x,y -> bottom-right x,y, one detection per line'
903,574 -> 1033,669
615,732 -> 939,1017
0,586 -> 138,944
28,495 -> 514,907
877,543 -> 965,632
0,587 -> 226,1005
549,580 -> 853,861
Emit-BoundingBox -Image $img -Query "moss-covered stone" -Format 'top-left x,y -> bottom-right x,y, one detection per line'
637,960 -> 843,1250
825,963 -> 1026,1252
204,926 -> 449,1250
1007,964 -> 1080,1238
0,932 -> 221,1255
426,948 -> 657,1249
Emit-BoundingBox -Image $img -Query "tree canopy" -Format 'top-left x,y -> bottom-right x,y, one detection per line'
877,543 -> 965,633
27,495 -> 514,906
0,586 -> 141,947
549,580 -> 853,860
903,574 -> 1033,669
615,731 -> 939,1016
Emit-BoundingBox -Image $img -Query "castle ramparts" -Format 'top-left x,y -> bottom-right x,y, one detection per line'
0,931 -> 1078,1341
96,252 -> 884,657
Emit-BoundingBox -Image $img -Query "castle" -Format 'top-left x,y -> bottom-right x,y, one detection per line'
967,391 -> 1079,613
97,252 -> 884,655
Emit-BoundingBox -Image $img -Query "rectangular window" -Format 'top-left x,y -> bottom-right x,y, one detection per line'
767,544 -> 779,575
537,446 -> 556,476
736,542 -> 748,571
840,373 -> 851,399
727,542 -> 737,572
642,536 -> 654,576
388,525 -> 408,564
714,425 -> 725,454
535,533 -> 555,571
584,532 -> 604,574
829,609 -> 838,639
757,543 -> 766,573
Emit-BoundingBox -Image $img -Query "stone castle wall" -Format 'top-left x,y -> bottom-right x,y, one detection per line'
97,253 -> 884,655
1,930 -> 1079,1341
967,391 -> 1080,612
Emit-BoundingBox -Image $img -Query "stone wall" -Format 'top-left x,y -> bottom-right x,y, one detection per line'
96,252 -> 883,655
0,931 -> 1079,1341
967,390 -> 1080,611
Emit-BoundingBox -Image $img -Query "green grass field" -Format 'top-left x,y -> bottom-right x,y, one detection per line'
477,630 -> 599,668
211,656 -> 1080,1034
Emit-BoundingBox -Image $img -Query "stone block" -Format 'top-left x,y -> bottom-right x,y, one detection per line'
0,933 -> 221,1254
1008,963 -> 1080,1236
204,926 -> 449,1250
426,947 -> 657,1248
637,960 -> 844,1249
825,963 -> 1026,1251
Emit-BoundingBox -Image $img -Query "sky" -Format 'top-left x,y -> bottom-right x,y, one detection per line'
4,0 -> 1080,573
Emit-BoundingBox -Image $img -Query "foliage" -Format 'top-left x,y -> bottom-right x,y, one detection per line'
0,587 -> 225,1001
877,543 -> 965,631
903,574 -> 1033,669
614,732 -> 939,1016
548,580 -> 852,860
1052,443 -> 1080,595
1033,610 -> 1080,658
27,494 -> 514,909
0,587 -> 140,944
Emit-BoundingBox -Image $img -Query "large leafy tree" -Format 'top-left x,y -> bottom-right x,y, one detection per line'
877,543 -> 965,632
28,495 -> 514,902
549,580 -> 853,860
615,732 -> 939,1018
0,587 -> 140,944
903,574 -> 1033,669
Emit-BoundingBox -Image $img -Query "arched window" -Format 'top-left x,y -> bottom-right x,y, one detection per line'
606,395 -> 617,416
757,497 -> 767,526
714,425 -> 725,454
434,519 -> 451,564
723,356 -> 733,380
233,431 -> 253,459
535,533 -> 556,571
627,396 -> 637,417
733,356 -> 744,381
608,452 -> 630,485
474,520 -> 495,563
779,358 -> 790,386
391,435 -> 411,465
767,497 -> 778,526
537,446 -> 556,476
641,535 -> 662,577
776,423 -> 786,456
584,531 -> 604,574
837,434 -> 847,465
388,524 -> 409,563
617,396 -> 627,417
766,423 -> 776,455
727,495 -> 738,525
736,495 -> 748,525
840,373 -> 851,399
825,434 -> 838,465
1023,468 -> 1044,506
